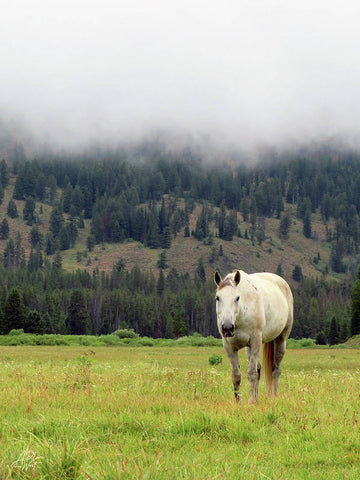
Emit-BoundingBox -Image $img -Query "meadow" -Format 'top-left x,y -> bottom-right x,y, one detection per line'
0,346 -> 359,479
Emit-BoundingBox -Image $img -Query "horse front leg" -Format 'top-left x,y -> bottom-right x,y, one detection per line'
246,335 -> 262,405
223,341 -> 241,402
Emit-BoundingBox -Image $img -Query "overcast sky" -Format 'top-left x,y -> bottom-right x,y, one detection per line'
1,0 -> 360,151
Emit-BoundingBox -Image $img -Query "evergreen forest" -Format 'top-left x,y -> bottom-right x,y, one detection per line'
1,142 -> 360,344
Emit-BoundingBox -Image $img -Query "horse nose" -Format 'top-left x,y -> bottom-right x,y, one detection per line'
222,323 -> 235,337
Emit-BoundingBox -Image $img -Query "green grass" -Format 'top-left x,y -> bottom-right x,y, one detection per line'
0,332 -> 223,348
0,346 -> 359,479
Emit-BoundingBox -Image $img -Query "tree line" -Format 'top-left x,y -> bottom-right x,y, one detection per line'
0,243 -> 358,344
6,144 -> 360,273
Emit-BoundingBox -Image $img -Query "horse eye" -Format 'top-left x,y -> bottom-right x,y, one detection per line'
216,296 -> 220,302
235,296 -> 240,302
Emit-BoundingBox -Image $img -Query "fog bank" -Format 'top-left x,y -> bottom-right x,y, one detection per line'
1,1 -> 360,153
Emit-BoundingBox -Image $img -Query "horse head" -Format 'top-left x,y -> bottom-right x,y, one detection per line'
214,270 -> 241,338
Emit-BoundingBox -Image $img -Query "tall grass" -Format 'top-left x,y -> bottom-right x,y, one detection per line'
0,346 -> 359,478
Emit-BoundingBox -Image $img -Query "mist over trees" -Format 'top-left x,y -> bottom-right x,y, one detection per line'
0,144 -> 359,342
8,145 -> 360,262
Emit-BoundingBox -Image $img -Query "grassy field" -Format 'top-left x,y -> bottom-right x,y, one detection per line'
0,346 -> 359,479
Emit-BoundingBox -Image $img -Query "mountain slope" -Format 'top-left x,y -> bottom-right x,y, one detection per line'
0,174 -> 338,284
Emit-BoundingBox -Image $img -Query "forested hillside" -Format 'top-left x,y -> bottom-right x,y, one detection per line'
0,142 -> 359,343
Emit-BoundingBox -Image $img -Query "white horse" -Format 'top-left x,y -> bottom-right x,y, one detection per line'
214,270 -> 293,404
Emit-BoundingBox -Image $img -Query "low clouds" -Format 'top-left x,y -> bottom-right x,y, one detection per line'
1,0 -> 360,151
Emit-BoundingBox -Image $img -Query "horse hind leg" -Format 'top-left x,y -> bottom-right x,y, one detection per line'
273,335 -> 287,396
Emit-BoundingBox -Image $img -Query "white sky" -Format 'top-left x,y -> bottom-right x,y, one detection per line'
1,0 -> 360,150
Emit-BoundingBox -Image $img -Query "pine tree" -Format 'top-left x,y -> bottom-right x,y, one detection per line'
62,184 -> 73,213
351,267 -> 360,336
170,208 -> 185,237
339,319 -> 350,343
329,316 -> 339,346
165,313 -> 175,338
307,297 -> 320,338
47,174 -> 57,204
13,162 -> 36,199
276,264 -> 283,277
29,226 -> 43,248
0,159 -> 9,188
279,209 -> 292,239
157,251 -> 168,269
193,204 -> 209,240
14,232 -> 25,268
161,226 -> 172,249
82,186 -> 93,219
68,217 -> 79,247
7,199 -> 18,218
23,197 -> 36,225
28,248 -> 43,272
3,238 -> 15,268
86,235 -> 96,252
45,233 -> 57,255
49,205 -> 64,237
24,311 -> 46,334
3,287 -> 25,333
35,172 -> 46,201
166,268 -> 179,294
292,265 -> 303,282
315,331 -> 327,345
173,310 -> 186,338
66,289 -> 91,334
223,210 -> 238,241
0,305 -> 4,335
157,269 -> 165,296
71,185 -> 84,216
158,199 -> 168,233
330,237 -> 346,273
0,218 -> 9,239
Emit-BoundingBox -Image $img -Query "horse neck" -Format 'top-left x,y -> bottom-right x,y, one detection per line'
238,272 -> 259,298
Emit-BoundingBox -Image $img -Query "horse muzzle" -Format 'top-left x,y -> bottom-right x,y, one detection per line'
222,323 -> 235,338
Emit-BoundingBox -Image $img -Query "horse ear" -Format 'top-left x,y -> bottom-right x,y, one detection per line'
234,270 -> 241,286
214,271 -> 222,286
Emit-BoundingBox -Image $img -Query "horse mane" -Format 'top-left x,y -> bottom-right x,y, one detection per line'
216,278 -> 233,290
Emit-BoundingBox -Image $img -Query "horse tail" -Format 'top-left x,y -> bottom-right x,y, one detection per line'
263,340 -> 274,395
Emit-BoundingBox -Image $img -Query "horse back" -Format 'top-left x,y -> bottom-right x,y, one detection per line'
248,272 -> 293,341
251,272 -> 293,308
